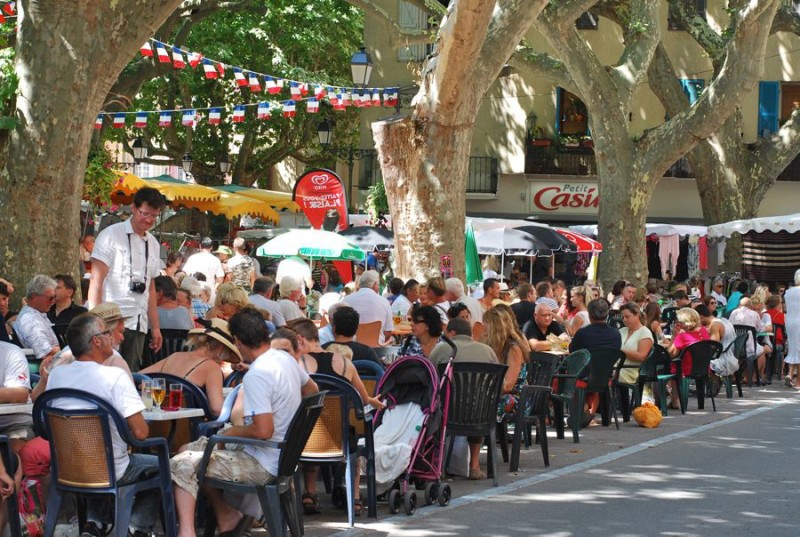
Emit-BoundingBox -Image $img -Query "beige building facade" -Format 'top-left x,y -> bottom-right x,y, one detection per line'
347,0 -> 800,224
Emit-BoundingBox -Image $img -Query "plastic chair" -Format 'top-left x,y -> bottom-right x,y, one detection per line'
551,349 -> 591,443
198,392 -> 326,537
300,374 -> 377,525
145,373 -> 213,452
768,322 -> 787,382
505,352 -> 560,471
224,369 -> 246,388
661,307 -> 678,335
722,332 -> 748,398
674,340 -> 723,413
607,311 -> 624,330
355,321 -> 382,347
32,388 -> 177,537
576,348 -> 626,429
732,324 -> 760,385
617,344 -> 676,417
444,362 -> 507,486
142,328 -> 189,368
196,384 -> 243,438
0,435 -> 22,537
131,373 -> 152,392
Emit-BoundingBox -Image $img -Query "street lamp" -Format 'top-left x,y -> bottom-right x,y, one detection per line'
317,120 -> 333,147
132,137 -> 147,162
181,152 -> 193,174
350,47 -> 373,88
316,120 -> 374,211
219,154 -> 233,175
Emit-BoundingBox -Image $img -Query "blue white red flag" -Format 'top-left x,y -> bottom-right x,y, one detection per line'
306,98 -> 319,114
314,85 -> 326,99
188,52 -> 203,68
233,68 -> 248,87
140,42 -> 153,58
257,102 -> 271,119
203,59 -> 218,79
384,88 -> 399,107
182,109 -> 195,126
172,46 -> 186,69
265,77 -> 280,94
208,108 -> 222,124
155,42 -> 171,63
217,63 -> 226,77
3,2 -> 15,16
248,73 -> 261,93
159,112 -> 172,127
112,113 -> 126,129
134,112 -> 148,128
232,106 -> 246,123
372,89 -> 382,107
94,115 -> 104,129
282,100 -> 296,118
290,82 -> 301,99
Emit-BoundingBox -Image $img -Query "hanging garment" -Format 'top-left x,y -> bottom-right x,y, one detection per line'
698,236 -> 708,271
687,236 -> 699,277
659,234 -> 680,279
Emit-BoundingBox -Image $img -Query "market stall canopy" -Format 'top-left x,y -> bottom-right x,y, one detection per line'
570,223 -> 708,238
255,229 -> 365,261
110,172 -> 221,204
236,228 -> 290,241
555,228 -> 603,253
185,190 -> 281,224
707,213 -> 800,238
515,225 -> 576,253
339,226 -> 394,252
215,184 -> 299,211
475,228 -> 552,257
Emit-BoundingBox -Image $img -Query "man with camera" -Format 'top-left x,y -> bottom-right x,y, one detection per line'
88,187 -> 165,371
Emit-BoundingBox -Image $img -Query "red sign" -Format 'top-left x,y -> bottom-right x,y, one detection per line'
531,181 -> 599,214
292,168 -> 349,232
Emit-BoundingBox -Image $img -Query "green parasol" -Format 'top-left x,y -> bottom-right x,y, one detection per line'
465,221 -> 482,284
255,228 -> 366,261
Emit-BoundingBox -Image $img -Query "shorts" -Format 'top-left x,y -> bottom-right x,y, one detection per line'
170,437 -> 275,499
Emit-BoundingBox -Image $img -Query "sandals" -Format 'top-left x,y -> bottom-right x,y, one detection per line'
353,498 -> 363,517
302,492 -> 322,515
467,468 -> 486,480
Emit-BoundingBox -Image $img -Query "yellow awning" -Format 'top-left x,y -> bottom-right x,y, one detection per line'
185,191 -> 281,224
231,189 -> 298,211
110,172 -> 221,204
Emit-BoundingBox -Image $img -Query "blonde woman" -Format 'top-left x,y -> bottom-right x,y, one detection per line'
483,304 -> 531,417
567,286 -> 590,336
666,307 -> 710,408
141,318 -> 241,416
205,282 -> 249,320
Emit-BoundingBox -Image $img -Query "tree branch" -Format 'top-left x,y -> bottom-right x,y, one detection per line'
542,0 -> 600,31
511,45 -> 578,95
608,0 -> 660,99
771,1 -> 800,34
669,0 -> 725,65
758,109 -> 800,179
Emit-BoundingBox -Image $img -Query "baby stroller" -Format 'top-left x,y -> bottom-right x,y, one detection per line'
372,337 -> 456,515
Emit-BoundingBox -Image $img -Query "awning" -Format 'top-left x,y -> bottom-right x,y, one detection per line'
555,228 -> 602,252
110,172 -> 221,204
707,213 -> 800,238
185,191 -> 281,224
215,185 -> 299,211
570,223 -> 707,238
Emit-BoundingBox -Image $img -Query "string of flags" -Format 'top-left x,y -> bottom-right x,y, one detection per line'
96,38 -> 401,129
0,2 -> 16,24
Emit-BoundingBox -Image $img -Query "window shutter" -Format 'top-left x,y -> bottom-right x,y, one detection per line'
555,87 -> 563,135
680,79 -> 705,104
758,81 -> 780,137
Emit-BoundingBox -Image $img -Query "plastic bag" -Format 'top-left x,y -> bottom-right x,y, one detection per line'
19,478 -> 46,537
632,401 -> 663,428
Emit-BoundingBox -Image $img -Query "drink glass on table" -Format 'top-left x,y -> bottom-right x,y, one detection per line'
141,380 -> 153,412
169,383 -> 183,409
151,379 -> 166,411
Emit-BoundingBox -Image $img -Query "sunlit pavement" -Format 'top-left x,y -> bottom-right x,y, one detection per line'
53,383 -> 800,536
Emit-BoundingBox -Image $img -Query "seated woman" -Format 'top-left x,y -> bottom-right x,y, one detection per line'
666,307 -> 710,409
399,305 -> 448,359
141,318 -> 241,416
281,320 -> 383,517
618,303 -> 654,385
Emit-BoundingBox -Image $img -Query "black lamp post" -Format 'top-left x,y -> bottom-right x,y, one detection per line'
219,154 -> 233,175
181,152 -> 193,174
132,137 -> 147,162
350,47 -> 373,88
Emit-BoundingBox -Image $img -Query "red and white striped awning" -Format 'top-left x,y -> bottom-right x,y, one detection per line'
555,228 -> 603,253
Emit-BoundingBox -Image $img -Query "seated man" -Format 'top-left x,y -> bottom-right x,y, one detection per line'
170,308 -> 318,537
429,317 -> 497,366
0,341 -> 33,486
322,306 -> 381,364
523,303 -> 564,352
155,275 -> 194,330
47,273 -> 87,327
46,313 -> 156,536
13,275 -> 60,362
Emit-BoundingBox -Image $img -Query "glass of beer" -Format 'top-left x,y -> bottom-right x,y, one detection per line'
169,384 -> 183,410
141,380 -> 153,412
151,379 -> 166,411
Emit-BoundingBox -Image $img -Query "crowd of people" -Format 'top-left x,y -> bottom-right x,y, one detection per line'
0,186 -> 798,535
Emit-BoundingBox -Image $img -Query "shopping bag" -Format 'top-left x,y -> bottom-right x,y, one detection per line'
632,401 -> 663,428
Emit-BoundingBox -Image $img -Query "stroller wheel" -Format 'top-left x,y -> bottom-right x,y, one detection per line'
331,485 -> 346,509
388,489 -> 401,515
404,491 -> 417,515
424,482 -> 438,506
437,484 -> 451,507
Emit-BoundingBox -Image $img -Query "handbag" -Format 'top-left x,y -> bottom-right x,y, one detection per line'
19,478 -> 46,537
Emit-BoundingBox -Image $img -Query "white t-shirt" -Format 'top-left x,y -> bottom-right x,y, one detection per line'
91,219 -> 161,333
46,360 -> 145,478
242,349 -> 310,476
0,342 -> 32,430
392,295 -> 413,318
342,288 -> 395,342
183,251 -> 225,288
618,326 -> 653,385
455,294 -> 483,325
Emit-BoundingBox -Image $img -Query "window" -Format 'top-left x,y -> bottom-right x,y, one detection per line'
758,81 -> 780,137
668,0 -> 706,31
398,1 -> 430,62
556,89 -> 589,136
680,79 -> 705,104
576,11 -> 598,30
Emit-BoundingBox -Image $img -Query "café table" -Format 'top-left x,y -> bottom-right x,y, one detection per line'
144,407 -> 206,447
391,322 -> 412,337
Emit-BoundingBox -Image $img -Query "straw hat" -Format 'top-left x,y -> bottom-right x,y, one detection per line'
189,318 -> 242,363
214,245 -> 234,257
89,302 -> 131,324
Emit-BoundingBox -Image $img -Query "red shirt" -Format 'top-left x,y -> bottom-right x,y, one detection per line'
766,308 -> 785,344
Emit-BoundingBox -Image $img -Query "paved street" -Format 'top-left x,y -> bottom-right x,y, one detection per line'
308,386 -> 800,537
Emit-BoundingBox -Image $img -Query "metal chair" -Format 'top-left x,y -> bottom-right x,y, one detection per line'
32,388 -> 176,537
198,392 -> 326,537
142,328 -> 189,368
0,435 -> 22,537
444,362 -> 507,486
300,374 -> 377,525
551,349 -> 591,443
674,340 -> 723,413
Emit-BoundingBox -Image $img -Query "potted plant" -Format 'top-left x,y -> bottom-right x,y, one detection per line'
529,126 -> 551,147
580,136 -> 594,148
